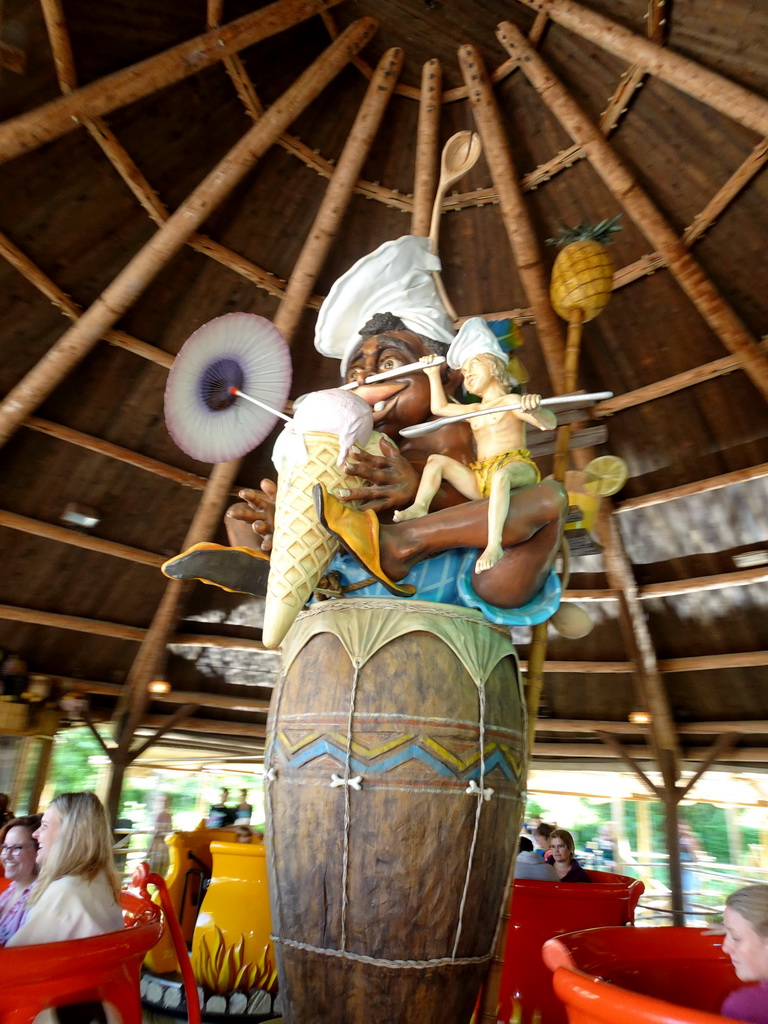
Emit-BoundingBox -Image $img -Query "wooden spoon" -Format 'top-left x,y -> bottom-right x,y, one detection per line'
428,130 -> 482,320
428,130 -> 482,252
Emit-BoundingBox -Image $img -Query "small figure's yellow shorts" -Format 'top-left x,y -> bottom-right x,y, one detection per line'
468,448 -> 540,499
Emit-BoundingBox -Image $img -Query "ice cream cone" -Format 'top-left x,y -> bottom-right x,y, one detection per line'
262,431 -> 369,648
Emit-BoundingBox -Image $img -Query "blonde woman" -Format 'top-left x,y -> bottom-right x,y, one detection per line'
721,884 -> 768,1023
7,791 -> 123,945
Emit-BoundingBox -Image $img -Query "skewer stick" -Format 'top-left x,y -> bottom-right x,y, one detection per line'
340,356 -> 446,389
399,390 -> 614,437
228,387 -> 292,422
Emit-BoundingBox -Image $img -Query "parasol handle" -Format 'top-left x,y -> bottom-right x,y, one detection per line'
398,390 -> 614,437
229,387 -> 292,422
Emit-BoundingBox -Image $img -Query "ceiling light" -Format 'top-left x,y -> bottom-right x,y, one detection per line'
60,502 -> 100,529
733,550 -> 768,569
148,680 -> 172,694
628,710 -> 651,725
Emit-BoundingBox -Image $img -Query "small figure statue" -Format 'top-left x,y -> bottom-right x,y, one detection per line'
393,318 -> 556,573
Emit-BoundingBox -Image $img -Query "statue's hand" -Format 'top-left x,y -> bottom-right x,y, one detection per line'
226,479 -> 277,552
339,437 -> 420,512
520,393 -> 542,411
419,353 -> 442,375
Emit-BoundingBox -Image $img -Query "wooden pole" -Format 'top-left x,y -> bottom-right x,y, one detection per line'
457,43 -> 567,395
514,0 -> 768,137
25,417 -> 212,491
0,0 -> 349,163
597,506 -> 681,764
0,509 -> 165,567
0,17 -> 378,448
26,736 -> 55,814
275,46 -> 404,340
411,60 -> 443,236
595,340 -> 768,418
496,22 -> 768,401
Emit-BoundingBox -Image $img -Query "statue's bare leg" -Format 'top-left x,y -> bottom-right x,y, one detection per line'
475,463 -> 540,573
381,480 -> 568,608
394,454 -> 480,522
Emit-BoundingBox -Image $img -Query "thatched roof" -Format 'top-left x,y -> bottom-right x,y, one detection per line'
1,0 -> 767,783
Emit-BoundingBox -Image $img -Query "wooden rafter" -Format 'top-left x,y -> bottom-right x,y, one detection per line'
411,60 -> 442,237
458,44 -> 567,394
497,21 -> 768,402
25,418 -> 212,492
0,19 -> 377,450
0,0 -> 349,163
0,510 -> 165,567
516,0 -> 768,136
3,599 -> 764,676
595,506 -> 682,768
595,340 -> 768,417
275,47 -> 405,341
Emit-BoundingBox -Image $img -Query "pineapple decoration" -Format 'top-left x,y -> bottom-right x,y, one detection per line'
547,215 -> 622,324
546,215 -> 622,481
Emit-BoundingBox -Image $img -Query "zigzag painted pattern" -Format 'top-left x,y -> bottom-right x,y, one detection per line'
274,727 -> 525,782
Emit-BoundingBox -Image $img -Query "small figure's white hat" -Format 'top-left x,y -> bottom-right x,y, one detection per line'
447,316 -> 516,381
315,235 -> 456,373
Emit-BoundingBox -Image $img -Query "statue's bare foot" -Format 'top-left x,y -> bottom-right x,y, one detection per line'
393,505 -> 428,523
475,544 -> 503,574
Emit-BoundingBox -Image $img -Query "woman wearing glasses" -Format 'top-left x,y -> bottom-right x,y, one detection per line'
6,792 -> 123,945
0,814 -> 41,946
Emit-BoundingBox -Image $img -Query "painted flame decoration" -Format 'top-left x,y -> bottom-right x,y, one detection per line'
192,926 -> 278,996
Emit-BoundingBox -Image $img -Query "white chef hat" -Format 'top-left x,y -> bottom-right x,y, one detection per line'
314,235 -> 456,373
447,316 -> 516,382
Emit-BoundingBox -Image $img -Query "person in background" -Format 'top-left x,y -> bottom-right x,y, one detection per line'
679,819 -> 704,924
533,822 -> 556,863
207,787 -> 236,828
0,794 -> 13,827
7,791 -> 123,945
235,789 -> 253,823
514,835 -> 557,881
721,884 -> 768,1024
146,793 -> 173,877
550,828 -> 591,883
0,814 -> 41,945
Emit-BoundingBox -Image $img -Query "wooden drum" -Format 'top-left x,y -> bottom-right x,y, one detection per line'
264,598 -> 527,1024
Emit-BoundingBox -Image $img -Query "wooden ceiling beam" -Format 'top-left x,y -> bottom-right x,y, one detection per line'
532,744 -> 768,764
3,601 -> 763,675
411,60 -> 442,237
594,340 -> 768,418
0,21 -> 375,449
515,0 -> 768,136
25,417 -> 211,492
459,44 -> 567,394
595,505 -> 682,768
82,679 -> 271,712
275,46 -> 404,341
615,462 -> 768,513
0,231 -> 173,369
595,730 -> 661,797
140,715 -> 265,739
0,510 -> 165,568
565,566 -> 768,599
538,720 -> 768,736
0,0 -> 350,163
497,21 -> 768,403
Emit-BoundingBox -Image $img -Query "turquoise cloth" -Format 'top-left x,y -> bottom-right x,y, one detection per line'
319,548 -> 561,627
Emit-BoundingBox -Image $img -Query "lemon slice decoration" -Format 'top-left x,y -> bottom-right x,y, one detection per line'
583,455 -> 628,497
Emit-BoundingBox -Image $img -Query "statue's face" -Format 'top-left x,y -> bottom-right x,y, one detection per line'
343,330 -> 457,437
